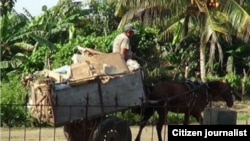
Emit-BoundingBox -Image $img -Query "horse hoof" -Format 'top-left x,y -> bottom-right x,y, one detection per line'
135,138 -> 140,141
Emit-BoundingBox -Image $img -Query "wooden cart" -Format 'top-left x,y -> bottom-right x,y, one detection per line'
28,69 -> 146,141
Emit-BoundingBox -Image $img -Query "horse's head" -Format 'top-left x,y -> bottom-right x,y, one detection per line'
206,80 -> 242,107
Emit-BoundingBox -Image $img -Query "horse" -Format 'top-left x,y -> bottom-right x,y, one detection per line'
134,79 -> 242,141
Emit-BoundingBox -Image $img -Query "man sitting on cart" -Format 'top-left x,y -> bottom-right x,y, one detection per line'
112,23 -> 140,71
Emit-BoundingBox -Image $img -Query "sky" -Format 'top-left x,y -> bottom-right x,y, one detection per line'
14,0 -> 59,16
14,0 -> 94,16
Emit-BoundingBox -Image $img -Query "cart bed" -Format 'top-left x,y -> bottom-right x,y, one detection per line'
29,70 -> 146,126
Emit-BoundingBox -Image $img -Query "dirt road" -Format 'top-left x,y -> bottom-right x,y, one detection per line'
0,126 -> 164,141
1,120 -> 249,141
1,102 -> 249,141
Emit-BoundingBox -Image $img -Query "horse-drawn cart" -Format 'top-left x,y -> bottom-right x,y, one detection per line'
25,49 -> 146,141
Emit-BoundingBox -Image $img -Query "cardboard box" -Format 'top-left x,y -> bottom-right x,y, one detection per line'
86,53 -> 130,75
68,62 -> 95,84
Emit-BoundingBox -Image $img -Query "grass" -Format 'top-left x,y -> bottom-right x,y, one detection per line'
166,99 -> 250,125
167,112 -> 250,125
237,112 -> 250,121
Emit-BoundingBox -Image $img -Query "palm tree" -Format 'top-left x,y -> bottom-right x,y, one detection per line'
109,0 -> 250,81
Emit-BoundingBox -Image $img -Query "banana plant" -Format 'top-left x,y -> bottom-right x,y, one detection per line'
0,0 -> 16,16
1,0 -> 94,79
0,12 -> 34,77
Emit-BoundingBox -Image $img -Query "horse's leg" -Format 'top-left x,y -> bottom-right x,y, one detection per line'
135,107 -> 155,141
63,122 -> 75,141
183,109 -> 191,125
63,124 -> 70,141
156,108 -> 167,141
63,120 -> 89,141
191,111 -> 203,125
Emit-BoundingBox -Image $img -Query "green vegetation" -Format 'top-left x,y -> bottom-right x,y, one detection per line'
1,0 -> 250,127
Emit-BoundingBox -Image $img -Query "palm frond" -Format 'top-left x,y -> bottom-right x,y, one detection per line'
159,16 -> 185,42
240,18 -> 250,42
113,0 -> 189,27
160,19 -> 185,43
220,0 -> 250,42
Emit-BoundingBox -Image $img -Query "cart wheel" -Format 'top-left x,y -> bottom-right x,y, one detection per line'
92,117 -> 132,141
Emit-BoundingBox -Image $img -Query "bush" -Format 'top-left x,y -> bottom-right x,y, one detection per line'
0,74 -> 29,127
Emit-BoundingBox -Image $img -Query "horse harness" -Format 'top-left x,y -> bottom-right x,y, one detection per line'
184,80 -> 211,109
144,80 -> 214,108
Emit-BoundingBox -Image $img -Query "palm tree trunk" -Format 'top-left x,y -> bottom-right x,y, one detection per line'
199,40 -> 206,82
226,56 -> 234,73
199,13 -> 208,82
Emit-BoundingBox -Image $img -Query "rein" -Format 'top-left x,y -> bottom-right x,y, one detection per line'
205,82 -> 230,100
145,84 -> 203,106
167,82 -> 205,102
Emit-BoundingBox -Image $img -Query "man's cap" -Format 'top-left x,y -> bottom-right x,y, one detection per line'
124,23 -> 137,33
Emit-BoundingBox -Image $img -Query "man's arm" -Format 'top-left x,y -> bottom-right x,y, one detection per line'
120,48 -> 130,61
